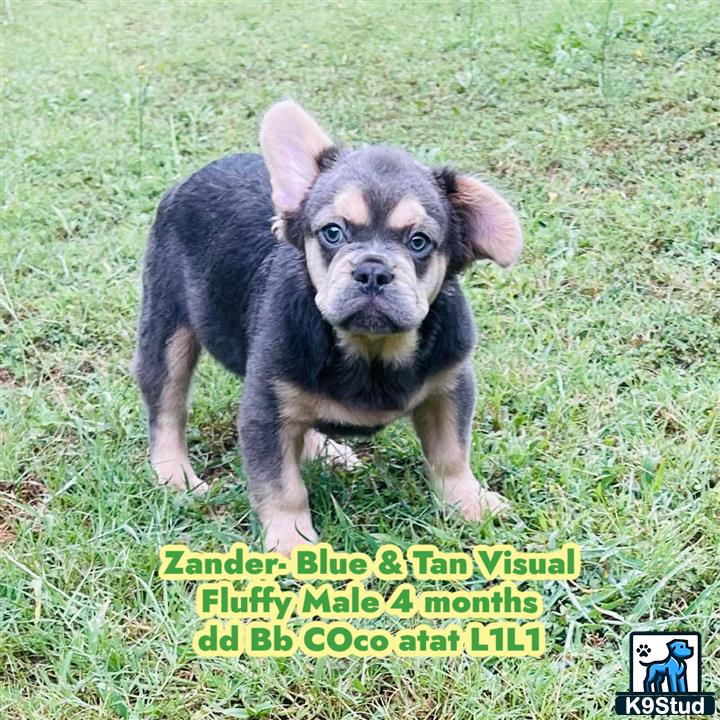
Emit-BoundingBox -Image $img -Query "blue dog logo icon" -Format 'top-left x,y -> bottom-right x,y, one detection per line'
640,639 -> 693,693
615,631 -> 715,716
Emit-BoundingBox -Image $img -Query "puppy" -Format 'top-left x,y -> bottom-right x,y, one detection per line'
134,101 -> 523,555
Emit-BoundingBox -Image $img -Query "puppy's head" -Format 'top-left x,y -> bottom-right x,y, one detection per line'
260,101 -> 523,359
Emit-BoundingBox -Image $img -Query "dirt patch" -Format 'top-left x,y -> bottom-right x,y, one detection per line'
0,367 -> 25,387
0,474 -> 47,546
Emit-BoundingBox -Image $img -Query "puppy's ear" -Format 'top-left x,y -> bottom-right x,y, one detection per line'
438,170 -> 523,267
260,100 -> 334,214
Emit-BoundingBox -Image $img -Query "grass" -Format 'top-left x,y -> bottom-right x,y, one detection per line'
1,0 -> 719,718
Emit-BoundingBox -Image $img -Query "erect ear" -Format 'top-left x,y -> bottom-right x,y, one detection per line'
259,100 -> 334,214
443,173 -> 523,267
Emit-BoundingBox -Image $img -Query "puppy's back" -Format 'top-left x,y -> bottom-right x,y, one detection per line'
142,154 -> 280,375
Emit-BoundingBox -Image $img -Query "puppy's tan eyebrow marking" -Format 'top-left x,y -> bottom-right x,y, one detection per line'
387,196 -> 427,230
333,185 -> 370,226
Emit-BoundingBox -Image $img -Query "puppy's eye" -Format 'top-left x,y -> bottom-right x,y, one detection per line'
319,223 -> 345,246
407,232 -> 431,255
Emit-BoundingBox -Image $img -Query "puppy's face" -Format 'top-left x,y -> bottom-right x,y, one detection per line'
300,148 -> 450,335
260,102 -> 523,356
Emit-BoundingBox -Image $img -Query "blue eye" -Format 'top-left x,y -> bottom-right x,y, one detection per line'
408,232 -> 431,254
320,223 -> 345,246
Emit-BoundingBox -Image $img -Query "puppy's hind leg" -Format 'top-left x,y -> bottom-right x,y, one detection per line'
302,429 -> 361,469
135,322 -> 207,495
412,361 -> 508,520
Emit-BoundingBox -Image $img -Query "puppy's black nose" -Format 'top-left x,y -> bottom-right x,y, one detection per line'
352,260 -> 394,294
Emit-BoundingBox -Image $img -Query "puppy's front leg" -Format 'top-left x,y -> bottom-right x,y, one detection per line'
412,362 -> 508,520
239,391 -> 317,556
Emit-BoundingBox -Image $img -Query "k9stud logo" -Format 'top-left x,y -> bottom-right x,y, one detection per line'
615,631 -> 716,715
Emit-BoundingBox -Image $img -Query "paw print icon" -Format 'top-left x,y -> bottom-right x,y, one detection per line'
636,643 -> 651,658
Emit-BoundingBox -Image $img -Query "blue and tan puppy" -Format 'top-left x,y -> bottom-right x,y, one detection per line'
135,101 -> 523,555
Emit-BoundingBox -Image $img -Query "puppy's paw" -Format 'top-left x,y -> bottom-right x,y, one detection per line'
263,513 -> 318,557
302,430 -> 361,470
440,478 -> 509,522
324,437 -> 362,469
154,461 -> 209,496
476,488 -> 510,517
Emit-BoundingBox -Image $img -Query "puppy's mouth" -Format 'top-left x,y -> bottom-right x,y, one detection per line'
335,298 -> 414,335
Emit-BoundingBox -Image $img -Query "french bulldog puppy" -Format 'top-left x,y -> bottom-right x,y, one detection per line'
134,101 -> 523,555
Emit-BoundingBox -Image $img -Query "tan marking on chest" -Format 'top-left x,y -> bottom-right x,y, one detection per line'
334,328 -> 419,365
274,364 -> 464,428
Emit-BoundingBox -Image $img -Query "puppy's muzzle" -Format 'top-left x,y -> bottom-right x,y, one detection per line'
351,258 -> 394,296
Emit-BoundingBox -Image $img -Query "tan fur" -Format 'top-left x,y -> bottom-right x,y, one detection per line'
260,101 -> 333,213
304,236 -> 328,292
276,380 -> 402,428
334,328 -> 419,365
452,176 -> 523,267
257,422 -> 318,556
412,391 -> 508,520
274,365 -> 463,429
333,185 -> 370,226
388,250 -> 435,321
387,196 -> 427,229
260,426 -> 364,556
304,238 -> 358,325
150,327 -> 207,494
302,429 -> 361,468
418,253 -> 448,306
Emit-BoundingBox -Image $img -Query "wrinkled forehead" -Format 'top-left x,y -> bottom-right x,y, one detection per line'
305,147 -> 447,232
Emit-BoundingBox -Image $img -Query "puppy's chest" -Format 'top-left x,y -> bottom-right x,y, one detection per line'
275,362 -> 461,431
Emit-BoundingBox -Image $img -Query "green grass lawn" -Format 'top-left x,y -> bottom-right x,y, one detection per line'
1,0 -> 719,717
